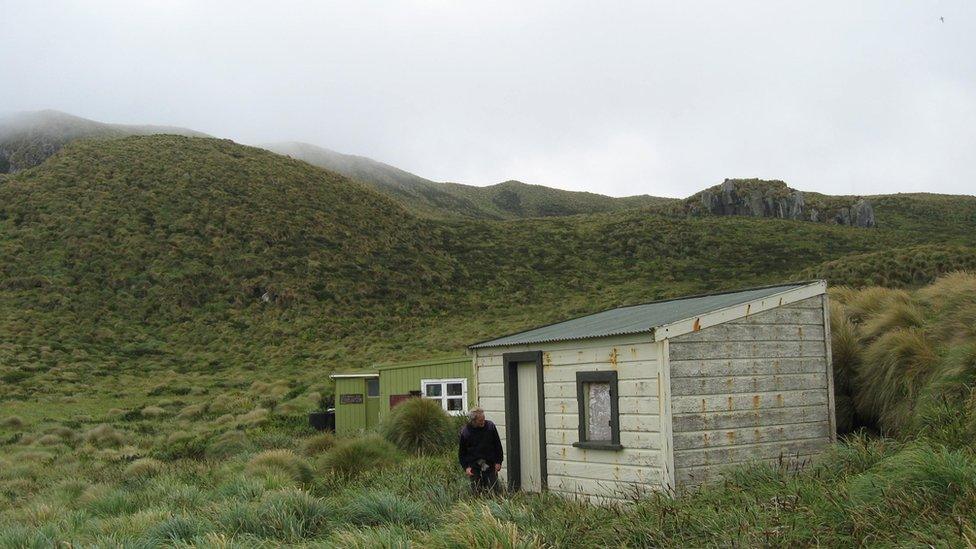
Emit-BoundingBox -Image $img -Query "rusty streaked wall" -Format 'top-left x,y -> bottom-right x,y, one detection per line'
668,295 -> 833,489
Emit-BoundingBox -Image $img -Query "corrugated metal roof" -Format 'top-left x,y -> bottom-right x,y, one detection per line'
469,282 -> 814,349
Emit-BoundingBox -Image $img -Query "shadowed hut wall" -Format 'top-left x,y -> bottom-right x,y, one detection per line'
667,295 -> 833,489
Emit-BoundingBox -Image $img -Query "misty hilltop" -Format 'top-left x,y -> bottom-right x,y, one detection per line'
0,110 -> 207,174
263,141 -> 675,219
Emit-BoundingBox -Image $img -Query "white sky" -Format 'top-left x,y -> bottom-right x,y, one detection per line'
2,1 -> 974,197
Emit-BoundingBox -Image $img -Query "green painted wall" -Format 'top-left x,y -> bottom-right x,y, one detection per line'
334,376 -> 377,436
332,357 -> 474,436
378,357 -> 474,416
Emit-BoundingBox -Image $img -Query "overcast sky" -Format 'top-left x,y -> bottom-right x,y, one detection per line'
2,1 -> 973,197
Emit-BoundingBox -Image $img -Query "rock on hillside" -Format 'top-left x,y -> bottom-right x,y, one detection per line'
686,179 -> 875,228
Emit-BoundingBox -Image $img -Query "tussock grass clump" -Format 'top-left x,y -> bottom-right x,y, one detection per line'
318,435 -> 401,478
34,434 -> 64,447
123,458 -> 166,481
207,430 -> 251,459
177,403 -> 207,419
144,515 -> 202,544
247,449 -> 314,484
237,407 -> 270,428
434,503 -> 543,549
0,416 -> 25,430
82,424 -> 126,448
847,443 -> 976,512
344,490 -> 429,527
209,392 -> 254,415
918,271 -> 976,344
218,489 -> 331,541
380,397 -> 454,455
141,405 -> 166,418
844,287 -> 912,324
302,432 -> 336,456
855,327 -> 938,435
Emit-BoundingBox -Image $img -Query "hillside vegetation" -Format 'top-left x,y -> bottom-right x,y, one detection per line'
265,141 -> 674,219
1,276 -> 975,545
1,133 -> 976,544
0,110 -> 205,173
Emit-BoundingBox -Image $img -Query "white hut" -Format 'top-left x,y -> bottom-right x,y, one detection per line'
468,281 -> 835,502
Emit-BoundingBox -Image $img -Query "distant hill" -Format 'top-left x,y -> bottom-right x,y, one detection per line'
3,134 -> 976,379
263,141 -> 675,219
0,110 -> 207,173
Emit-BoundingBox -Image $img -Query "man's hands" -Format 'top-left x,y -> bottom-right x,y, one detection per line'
466,464 -> 501,476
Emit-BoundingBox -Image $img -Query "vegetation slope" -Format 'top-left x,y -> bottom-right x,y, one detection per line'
264,141 -> 674,219
1,133 -> 976,544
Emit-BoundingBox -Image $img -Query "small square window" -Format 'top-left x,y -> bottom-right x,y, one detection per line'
366,378 -> 379,397
446,398 -> 464,411
446,382 -> 463,396
425,384 -> 442,397
574,371 -> 621,450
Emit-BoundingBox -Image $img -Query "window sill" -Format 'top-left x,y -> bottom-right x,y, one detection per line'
572,441 -> 624,451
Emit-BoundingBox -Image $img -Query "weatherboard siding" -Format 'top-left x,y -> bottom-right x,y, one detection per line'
668,295 -> 833,490
474,334 -> 668,502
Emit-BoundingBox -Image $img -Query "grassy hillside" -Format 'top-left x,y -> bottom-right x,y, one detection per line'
264,141 -> 674,219
2,134 -> 976,544
0,110 -> 206,173
1,276 -> 975,545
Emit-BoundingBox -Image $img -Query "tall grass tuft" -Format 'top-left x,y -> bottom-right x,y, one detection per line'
380,397 -> 454,455
344,489 -> 430,527
317,434 -> 401,477
246,449 -> 314,484
855,327 -> 938,435
301,432 -> 336,456
82,424 -> 126,449
123,458 -> 166,482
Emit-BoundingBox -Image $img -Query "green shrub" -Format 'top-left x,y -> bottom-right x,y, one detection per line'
344,490 -> 429,527
432,503 -> 543,549
380,397 -> 454,455
301,433 -> 336,456
247,449 -> 314,484
318,435 -> 401,477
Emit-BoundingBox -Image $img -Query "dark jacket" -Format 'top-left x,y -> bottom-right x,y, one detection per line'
458,420 -> 503,469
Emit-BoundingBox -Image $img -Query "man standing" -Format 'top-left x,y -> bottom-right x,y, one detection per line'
458,407 -> 503,495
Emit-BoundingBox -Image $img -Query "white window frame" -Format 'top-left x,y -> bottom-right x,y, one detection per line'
420,378 -> 468,415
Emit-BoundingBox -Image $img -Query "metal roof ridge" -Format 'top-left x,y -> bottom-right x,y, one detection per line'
467,280 -> 819,349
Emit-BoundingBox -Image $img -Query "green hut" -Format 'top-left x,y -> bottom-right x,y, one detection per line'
330,356 -> 475,436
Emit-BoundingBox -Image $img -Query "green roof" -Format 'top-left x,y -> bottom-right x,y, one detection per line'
374,356 -> 469,371
469,282 -> 818,349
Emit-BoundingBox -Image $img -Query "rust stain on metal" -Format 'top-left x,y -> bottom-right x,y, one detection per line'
703,432 -> 710,447
701,398 -> 707,413
692,318 -> 701,332
544,352 -> 553,370
609,348 -> 619,368
727,396 -> 734,411
745,303 -> 751,316
778,297 -> 784,306
754,428 -> 762,442
776,393 -> 785,407
797,326 -> 803,338
726,431 -> 736,444
752,395 -> 761,409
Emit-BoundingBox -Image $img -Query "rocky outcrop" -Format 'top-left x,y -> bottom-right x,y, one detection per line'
687,179 -> 876,228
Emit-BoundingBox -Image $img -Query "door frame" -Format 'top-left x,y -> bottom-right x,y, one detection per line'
502,351 -> 547,491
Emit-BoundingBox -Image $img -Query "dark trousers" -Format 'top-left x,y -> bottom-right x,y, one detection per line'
469,465 -> 500,495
